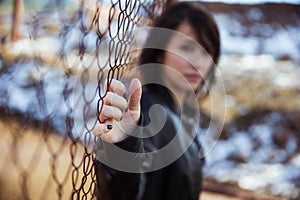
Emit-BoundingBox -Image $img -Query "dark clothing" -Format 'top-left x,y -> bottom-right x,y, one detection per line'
94,87 -> 205,200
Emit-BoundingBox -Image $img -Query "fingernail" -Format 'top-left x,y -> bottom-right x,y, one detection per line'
107,124 -> 113,130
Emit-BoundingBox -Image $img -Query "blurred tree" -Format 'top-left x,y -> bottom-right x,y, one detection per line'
11,0 -> 23,42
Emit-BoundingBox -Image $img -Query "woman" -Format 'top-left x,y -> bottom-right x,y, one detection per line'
92,2 -> 220,200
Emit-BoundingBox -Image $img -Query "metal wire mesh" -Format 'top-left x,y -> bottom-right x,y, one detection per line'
0,0 -> 167,199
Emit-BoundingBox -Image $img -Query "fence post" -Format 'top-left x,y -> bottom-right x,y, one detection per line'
11,0 -> 23,42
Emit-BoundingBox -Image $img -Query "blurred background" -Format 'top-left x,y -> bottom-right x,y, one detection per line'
0,0 -> 299,199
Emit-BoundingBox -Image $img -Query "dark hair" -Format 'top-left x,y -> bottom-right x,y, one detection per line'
140,2 -> 220,97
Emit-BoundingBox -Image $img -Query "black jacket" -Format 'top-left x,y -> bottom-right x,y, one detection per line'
94,86 -> 205,200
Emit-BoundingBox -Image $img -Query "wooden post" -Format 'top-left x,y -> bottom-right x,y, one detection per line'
11,0 -> 23,42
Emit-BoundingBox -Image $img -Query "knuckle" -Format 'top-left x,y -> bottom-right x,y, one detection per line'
106,92 -> 114,101
102,105 -> 122,120
104,92 -> 115,104
104,92 -> 128,110
112,79 -> 126,94
113,108 -> 122,118
101,105 -> 110,116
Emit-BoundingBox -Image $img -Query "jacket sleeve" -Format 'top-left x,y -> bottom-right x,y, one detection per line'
94,116 -> 144,200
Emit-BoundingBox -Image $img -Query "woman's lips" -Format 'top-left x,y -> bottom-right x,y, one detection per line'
185,74 -> 200,82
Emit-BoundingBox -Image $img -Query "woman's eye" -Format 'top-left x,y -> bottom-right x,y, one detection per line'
179,45 -> 194,52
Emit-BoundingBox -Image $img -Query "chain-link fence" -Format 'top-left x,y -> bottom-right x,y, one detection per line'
0,0 -> 167,199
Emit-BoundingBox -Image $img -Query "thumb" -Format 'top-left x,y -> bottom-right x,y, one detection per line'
128,78 -> 142,113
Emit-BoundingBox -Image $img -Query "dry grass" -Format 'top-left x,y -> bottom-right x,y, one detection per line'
0,115 -> 94,200
201,192 -> 241,200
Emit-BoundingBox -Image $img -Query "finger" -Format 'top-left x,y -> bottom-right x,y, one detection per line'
99,105 -> 123,122
128,78 -> 142,113
104,79 -> 126,96
92,122 -> 112,137
103,91 -> 128,111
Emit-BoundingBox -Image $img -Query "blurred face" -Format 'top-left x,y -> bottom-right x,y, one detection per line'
162,22 -> 214,94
